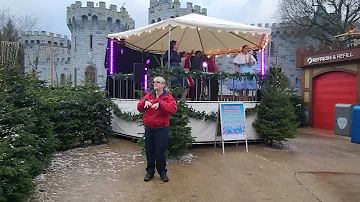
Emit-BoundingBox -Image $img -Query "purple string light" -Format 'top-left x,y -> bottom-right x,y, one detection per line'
144,67 -> 148,92
261,49 -> 265,76
109,39 -> 114,75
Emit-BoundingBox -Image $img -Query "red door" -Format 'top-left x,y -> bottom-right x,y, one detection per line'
313,71 -> 357,130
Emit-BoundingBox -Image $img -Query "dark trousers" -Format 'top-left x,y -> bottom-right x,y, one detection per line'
145,125 -> 170,175
190,79 -> 201,101
209,78 -> 219,101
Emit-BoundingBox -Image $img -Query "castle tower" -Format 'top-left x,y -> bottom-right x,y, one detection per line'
20,31 -> 71,85
67,1 -> 135,86
149,0 -> 207,24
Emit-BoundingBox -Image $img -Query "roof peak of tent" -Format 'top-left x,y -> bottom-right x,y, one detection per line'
172,13 -> 270,30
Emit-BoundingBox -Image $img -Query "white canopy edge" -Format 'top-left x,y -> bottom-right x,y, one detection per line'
108,13 -> 271,39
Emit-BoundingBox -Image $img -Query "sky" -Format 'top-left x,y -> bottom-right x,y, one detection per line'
2,0 -> 278,37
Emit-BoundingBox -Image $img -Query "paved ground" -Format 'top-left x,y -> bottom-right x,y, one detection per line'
298,127 -> 337,138
32,133 -> 360,202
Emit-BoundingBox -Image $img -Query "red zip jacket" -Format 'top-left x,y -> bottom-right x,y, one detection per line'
137,90 -> 177,129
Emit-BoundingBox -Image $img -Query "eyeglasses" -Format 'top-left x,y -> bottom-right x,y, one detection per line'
154,81 -> 162,84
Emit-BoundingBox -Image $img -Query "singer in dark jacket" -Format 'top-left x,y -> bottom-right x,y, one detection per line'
137,76 -> 177,182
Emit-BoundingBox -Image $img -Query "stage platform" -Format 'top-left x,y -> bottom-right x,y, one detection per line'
111,99 -> 260,143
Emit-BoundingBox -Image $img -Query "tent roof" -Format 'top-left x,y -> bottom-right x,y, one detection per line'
108,13 -> 271,55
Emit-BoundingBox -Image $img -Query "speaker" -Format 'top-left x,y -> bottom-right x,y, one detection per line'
133,63 -> 145,82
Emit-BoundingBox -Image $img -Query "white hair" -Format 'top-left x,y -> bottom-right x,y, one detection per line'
153,76 -> 169,91
153,76 -> 165,83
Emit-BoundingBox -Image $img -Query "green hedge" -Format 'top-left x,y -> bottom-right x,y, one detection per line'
0,66 -> 113,202
0,73 -> 57,202
44,86 -> 113,150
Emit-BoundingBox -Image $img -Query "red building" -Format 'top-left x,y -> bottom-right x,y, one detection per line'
296,42 -> 360,130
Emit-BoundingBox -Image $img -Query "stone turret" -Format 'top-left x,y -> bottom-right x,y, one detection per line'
66,1 -> 135,87
19,1 -> 136,87
149,0 -> 207,24
67,1 -> 135,33
186,2 -> 193,9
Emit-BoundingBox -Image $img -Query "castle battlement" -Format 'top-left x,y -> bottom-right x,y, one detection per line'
249,22 -> 302,37
149,0 -> 207,24
249,22 -> 286,29
67,1 -> 129,14
67,1 -> 135,32
149,0 -> 207,14
20,31 -> 70,48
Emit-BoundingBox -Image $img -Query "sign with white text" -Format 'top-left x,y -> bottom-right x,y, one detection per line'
305,52 -> 355,65
219,103 -> 246,141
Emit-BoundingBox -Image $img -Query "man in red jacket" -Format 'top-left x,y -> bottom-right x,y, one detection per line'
137,76 -> 177,182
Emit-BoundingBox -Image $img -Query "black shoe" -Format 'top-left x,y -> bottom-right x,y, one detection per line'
144,173 -> 154,182
160,173 -> 169,182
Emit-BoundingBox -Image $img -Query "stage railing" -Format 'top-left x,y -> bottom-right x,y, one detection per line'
107,72 -> 261,102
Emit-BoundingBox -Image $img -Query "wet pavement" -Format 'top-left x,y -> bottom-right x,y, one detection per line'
31,134 -> 360,202
297,127 -> 336,138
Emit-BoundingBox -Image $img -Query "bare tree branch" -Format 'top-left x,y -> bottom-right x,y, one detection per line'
0,7 -> 40,36
0,7 -> 40,70
276,0 -> 360,42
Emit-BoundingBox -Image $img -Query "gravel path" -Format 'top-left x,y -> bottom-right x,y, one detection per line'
31,135 -> 360,202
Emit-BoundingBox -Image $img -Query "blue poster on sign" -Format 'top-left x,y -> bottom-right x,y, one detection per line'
219,103 -> 246,141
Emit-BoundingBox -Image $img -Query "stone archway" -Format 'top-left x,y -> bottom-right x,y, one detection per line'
85,65 -> 97,85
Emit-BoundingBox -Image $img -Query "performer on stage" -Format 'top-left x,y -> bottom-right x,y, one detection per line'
203,55 -> 219,101
180,50 -> 195,101
137,76 -> 177,182
233,45 -> 257,101
190,51 -> 206,100
162,40 -> 183,87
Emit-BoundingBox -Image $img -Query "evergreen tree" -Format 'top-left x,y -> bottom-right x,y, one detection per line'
289,90 -> 307,127
253,64 -> 299,145
0,20 -> 18,42
0,62 -> 57,202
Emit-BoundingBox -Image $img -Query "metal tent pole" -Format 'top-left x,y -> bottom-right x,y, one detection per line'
168,26 -> 171,69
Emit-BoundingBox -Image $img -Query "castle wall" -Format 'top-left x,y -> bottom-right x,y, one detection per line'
148,0 -> 207,24
20,1 -> 136,87
263,23 -> 320,93
20,31 -> 71,85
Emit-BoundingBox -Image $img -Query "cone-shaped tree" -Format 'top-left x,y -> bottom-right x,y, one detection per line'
253,64 -> 299,145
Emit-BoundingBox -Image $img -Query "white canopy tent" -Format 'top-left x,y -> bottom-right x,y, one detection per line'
108,13 -> 272,56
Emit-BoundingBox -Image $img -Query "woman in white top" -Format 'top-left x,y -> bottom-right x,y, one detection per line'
232,45 -> 257,100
